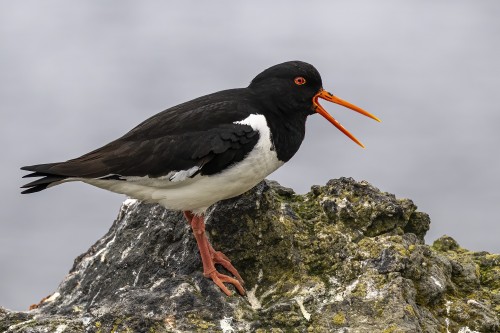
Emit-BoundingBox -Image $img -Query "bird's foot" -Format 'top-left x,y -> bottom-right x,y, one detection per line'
204,268 -> 245,296
208,244 -> 244,284
184,211 -> 246,296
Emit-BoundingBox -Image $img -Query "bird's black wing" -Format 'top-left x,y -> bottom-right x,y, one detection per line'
21,89 -> 261,193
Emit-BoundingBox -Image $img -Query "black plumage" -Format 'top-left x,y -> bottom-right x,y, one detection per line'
21,62 -> 326,194
21,91 -> 263,192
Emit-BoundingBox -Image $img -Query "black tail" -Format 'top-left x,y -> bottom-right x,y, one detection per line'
21,163 -> 68,194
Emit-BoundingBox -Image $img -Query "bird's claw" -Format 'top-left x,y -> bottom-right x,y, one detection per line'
206,270 -> 246,296
211,250 -> 244,285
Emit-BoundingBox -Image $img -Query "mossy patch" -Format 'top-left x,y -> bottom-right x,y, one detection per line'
332,312 -> 346,325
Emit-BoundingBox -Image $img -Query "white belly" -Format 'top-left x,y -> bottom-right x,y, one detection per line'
83,114 -> 284,213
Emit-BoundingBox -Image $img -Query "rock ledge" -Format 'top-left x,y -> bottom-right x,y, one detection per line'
1,178 -> 499,332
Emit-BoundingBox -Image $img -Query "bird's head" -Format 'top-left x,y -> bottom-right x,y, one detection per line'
249,61 -> 380,148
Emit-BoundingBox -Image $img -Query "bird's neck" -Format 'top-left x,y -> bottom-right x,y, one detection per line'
262,102 -> 308,163
246,87 -> 310,162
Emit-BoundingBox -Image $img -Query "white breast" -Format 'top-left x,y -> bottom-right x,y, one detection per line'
83,114 -> 284,214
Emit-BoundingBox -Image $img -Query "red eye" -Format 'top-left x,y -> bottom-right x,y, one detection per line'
294,77 -> 306,85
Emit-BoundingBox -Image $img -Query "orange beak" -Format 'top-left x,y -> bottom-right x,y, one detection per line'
313,89 -> 380,148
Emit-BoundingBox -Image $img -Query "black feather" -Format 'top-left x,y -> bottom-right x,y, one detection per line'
21,184 -> 51,194
21,176 -> 66,189
21,163 -> 60,174
98,174 -> 124,181
22,172 -> 46,178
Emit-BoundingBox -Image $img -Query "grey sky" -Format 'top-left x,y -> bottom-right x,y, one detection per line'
1,1 -> 499,311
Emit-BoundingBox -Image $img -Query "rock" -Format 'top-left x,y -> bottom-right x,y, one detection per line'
1,177 -> 499,332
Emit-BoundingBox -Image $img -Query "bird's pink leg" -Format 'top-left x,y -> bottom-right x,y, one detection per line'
183,211 -> 245,296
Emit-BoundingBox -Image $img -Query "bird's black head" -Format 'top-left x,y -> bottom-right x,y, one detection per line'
249,61 -> 323,115
249,61 -> 380,148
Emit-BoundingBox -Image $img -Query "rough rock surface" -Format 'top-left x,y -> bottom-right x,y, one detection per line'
1,178 -> 499,332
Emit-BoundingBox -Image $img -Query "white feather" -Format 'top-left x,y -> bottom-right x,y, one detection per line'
168,166 -> 200,182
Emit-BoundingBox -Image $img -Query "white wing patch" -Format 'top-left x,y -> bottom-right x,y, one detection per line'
234,114 -> 274,153
168,166 -> 200,182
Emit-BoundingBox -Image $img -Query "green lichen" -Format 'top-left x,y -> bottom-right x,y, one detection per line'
382,325 -> 398,333
352,281 -> 368,298
111,318 -> 122,333
404,304 -> 416,317
432,235 -> 460,252
332,312 -> 346,325
186,313 -> 217,331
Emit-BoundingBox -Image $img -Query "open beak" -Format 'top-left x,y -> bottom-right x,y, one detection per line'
313,89 -> 380,148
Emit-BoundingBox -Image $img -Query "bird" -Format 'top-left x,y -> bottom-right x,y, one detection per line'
21,61 -> 380,296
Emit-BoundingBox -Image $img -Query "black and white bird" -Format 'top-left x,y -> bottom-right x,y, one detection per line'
21,61 -> 380,296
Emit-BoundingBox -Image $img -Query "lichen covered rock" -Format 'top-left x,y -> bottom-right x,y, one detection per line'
1,178 -> 499,332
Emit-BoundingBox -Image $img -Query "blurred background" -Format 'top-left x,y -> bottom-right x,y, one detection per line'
1,1 -> 499,311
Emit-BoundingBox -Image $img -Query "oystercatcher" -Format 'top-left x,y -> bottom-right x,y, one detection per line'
21,61 -> 380,296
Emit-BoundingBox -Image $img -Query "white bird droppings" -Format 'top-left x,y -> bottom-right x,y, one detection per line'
43,292 -> 60,303
54,324 -> 67,333
246,286 -> 262,310
445,300 -> 452,333
295,297 -> 311,321
220,317 -> 235,333
431,276 -> 443,289
458,327 -> 481,333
